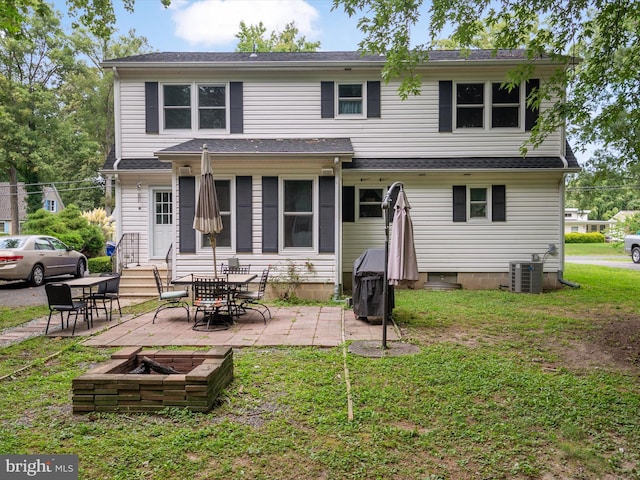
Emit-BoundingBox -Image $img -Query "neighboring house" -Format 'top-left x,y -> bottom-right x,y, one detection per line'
0,182 -> 28,234
100,50 -> 580,297
564,208 -> 613,235
42,185 -> 65,213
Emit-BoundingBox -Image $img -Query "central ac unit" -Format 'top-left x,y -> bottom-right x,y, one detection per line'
510,261 -> 543,293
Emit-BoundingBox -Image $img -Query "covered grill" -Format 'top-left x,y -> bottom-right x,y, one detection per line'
352,248 -> 394,320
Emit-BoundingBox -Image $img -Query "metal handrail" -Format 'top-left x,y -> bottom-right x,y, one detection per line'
165,243 -> 173,286
111,233 -> 141,273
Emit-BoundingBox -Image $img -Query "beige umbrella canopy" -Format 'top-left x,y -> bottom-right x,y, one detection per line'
193,144 -> 223,273
387,187 -> 419,285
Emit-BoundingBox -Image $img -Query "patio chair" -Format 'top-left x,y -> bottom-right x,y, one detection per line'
45,283 -> 89,336
90,273 -> 122,321
152,266 -> 190,323
236,267 -> 271,324
192,276 -> 232,330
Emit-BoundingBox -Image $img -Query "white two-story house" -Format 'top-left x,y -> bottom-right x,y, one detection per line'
100,50 -> 580,299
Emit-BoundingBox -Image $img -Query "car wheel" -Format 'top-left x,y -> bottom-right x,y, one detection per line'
30,264 -> 45,287
632,247 -> 640,264
75,258 -> 86,278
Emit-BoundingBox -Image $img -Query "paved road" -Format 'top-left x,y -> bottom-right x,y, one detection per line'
565,256 -> 640,271
0,278 -> 67,307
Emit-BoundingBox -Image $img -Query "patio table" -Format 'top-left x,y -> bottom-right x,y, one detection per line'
62,275 -> 118,324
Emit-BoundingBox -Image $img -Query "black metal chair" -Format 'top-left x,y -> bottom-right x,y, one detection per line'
152,266 -> 190,323
236,267 -> 271,324
45,283 -> 89,335
192,276 -> 232,330
90,273 -> 122,321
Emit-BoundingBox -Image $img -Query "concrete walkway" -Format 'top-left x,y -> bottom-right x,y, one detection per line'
1,304 -> 399,348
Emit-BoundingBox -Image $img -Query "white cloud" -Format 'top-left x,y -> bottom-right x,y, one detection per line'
171,0 -> 320,48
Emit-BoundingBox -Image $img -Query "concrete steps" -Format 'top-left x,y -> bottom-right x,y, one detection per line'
118,265 -> 166,299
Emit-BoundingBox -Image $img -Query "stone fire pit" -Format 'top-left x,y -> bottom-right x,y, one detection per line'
72,346 -> 233,413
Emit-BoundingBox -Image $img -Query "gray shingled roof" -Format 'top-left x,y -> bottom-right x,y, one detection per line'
102,50 -> 557,66
157,138 -> 354,156
103,140 -> 579,172
344,142 -> 580,171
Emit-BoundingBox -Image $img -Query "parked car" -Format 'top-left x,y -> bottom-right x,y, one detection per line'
0,235 -> 87,286
623,233 -> 640,263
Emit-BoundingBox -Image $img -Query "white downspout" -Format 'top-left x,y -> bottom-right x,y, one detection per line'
334,156 -> 342,300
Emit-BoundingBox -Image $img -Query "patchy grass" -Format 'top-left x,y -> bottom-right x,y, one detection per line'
1,263 -> 640,479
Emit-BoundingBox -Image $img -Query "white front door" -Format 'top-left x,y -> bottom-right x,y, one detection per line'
152,189 -> 173,258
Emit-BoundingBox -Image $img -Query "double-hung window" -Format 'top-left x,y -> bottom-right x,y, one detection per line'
338,83 -> 363,115
283,180 -> 314,249
358,188 -> 383,218
491,82 -> 520,128
453,185 -> 506,222
456,83 -> 484,128
163,84 -> 191,129
202,179 -> 231,248
469,187 -> 488,219
198,85 -> 226,129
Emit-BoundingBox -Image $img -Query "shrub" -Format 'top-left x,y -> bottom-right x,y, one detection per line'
88,256 -> 112,274
22,204 -> 105,257
565,232 -> 606,243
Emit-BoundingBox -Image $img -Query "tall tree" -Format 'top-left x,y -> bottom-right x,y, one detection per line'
0,6 -> 91,233
235,21 -> 320,52
333,0 -> 640,162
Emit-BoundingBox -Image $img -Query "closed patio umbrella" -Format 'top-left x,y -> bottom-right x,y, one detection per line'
193,144 -> 223,274
387,187 -> 419,285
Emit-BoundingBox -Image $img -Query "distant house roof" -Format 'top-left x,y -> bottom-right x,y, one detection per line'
101,50 -> 568,68
0,182 -> 28,221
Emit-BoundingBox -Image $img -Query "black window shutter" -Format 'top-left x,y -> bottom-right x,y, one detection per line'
230,82 -> 243,133
145,82 -> 159,134
439,81 -> 453,132
178,176 -> 196,252
321,81 -> 335,118
342,186 -> 355,222
367,81 -> 381,118
236,176 -> 252,252
319,176 -> 335,253
386,185 -> 400,223
525,79 -> 540,131
492,185 -> 506,222
453,185 -> 466,222
262,177 -> 278,253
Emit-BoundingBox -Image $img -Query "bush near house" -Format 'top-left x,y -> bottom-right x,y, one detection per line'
22,204 -> 105,257
565,232 -> 606,243
88,256 -> 112,273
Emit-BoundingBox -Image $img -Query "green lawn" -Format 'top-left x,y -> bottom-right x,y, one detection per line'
1,263 -> 639,479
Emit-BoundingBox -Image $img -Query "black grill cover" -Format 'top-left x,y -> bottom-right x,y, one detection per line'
352,248 -> 394,318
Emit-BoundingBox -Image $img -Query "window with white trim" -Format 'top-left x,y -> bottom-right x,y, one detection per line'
358,187 -> 383,218
44,199 -> 57,212
283,179 -> 314,249
202,179 -> 232,248
455,81 -> 524,130
163,83 -> 227,131
337,83 -> 363,115
469,187 -> 488,219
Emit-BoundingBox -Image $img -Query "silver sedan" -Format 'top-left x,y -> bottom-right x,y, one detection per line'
0,235 -> 87,286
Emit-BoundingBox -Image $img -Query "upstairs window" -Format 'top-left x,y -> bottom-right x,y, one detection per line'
338,83 -> 363,115
492,83 -> 520,128
456,83 -> 484,128
198,85 -> 226,129
163,84 -> 191,129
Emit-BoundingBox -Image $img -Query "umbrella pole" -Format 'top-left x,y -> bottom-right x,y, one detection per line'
381,181 -> 404,350
210,234 -> 217,276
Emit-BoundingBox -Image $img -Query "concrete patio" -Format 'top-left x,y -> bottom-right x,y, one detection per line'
68,305 -> 400,348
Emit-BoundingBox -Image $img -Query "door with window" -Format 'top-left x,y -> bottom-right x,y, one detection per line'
152,189 -> 173,258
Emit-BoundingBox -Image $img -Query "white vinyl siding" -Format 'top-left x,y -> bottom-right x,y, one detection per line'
116,65 -> 562,160
342,172 -> 563,274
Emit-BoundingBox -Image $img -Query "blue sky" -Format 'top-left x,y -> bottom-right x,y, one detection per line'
106,0 -> 367,52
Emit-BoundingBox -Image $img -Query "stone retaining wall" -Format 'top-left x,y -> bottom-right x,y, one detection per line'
72,346 -> 233,413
